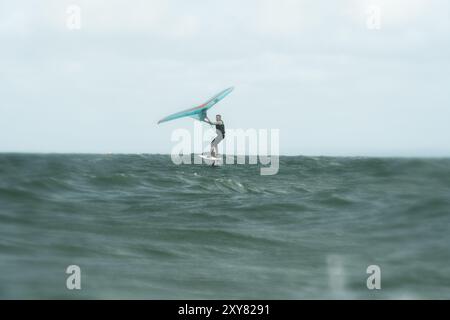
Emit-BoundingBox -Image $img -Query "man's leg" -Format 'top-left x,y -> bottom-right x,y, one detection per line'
211,138 -> 217,157
212,133 -> 223,157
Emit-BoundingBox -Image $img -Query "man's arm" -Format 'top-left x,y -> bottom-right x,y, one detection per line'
203,117 -> 220,125
203,116 -> 211,124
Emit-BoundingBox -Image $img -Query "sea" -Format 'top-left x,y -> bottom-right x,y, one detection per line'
0,153 -> 449,299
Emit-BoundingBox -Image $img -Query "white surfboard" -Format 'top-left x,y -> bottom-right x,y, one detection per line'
198,154 -> 221,161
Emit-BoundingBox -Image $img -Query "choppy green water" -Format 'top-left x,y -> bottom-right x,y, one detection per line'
0,154 -> 449,299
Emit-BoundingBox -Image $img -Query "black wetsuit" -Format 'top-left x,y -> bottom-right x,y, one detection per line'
212,122 -> 225,146
216,123 -> 225,138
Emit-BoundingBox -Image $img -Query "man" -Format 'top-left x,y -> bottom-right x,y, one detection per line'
204,114 -> 225,157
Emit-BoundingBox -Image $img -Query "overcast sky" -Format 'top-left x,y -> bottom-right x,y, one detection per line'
1,0 -> 449,156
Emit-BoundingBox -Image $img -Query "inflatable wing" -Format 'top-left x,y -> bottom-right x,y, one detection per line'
157,87 -> 234,124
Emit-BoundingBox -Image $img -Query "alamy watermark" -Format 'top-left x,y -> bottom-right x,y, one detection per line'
66,5 -> 82,30
66,265 -> 81,290
366,5 -> 381,30
170,122 -> 279,175
63,263 -> 380,293
366,264 -> 381,290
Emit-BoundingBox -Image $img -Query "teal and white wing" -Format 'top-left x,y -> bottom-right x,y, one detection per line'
157,87 -> 233,124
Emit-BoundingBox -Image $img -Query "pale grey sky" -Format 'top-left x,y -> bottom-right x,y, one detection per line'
1,0 -> 449,156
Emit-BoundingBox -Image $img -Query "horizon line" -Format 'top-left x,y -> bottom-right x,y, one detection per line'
0,152 -> 449,159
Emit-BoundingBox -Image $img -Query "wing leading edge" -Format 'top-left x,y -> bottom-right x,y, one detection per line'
157,87 -> 234,124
